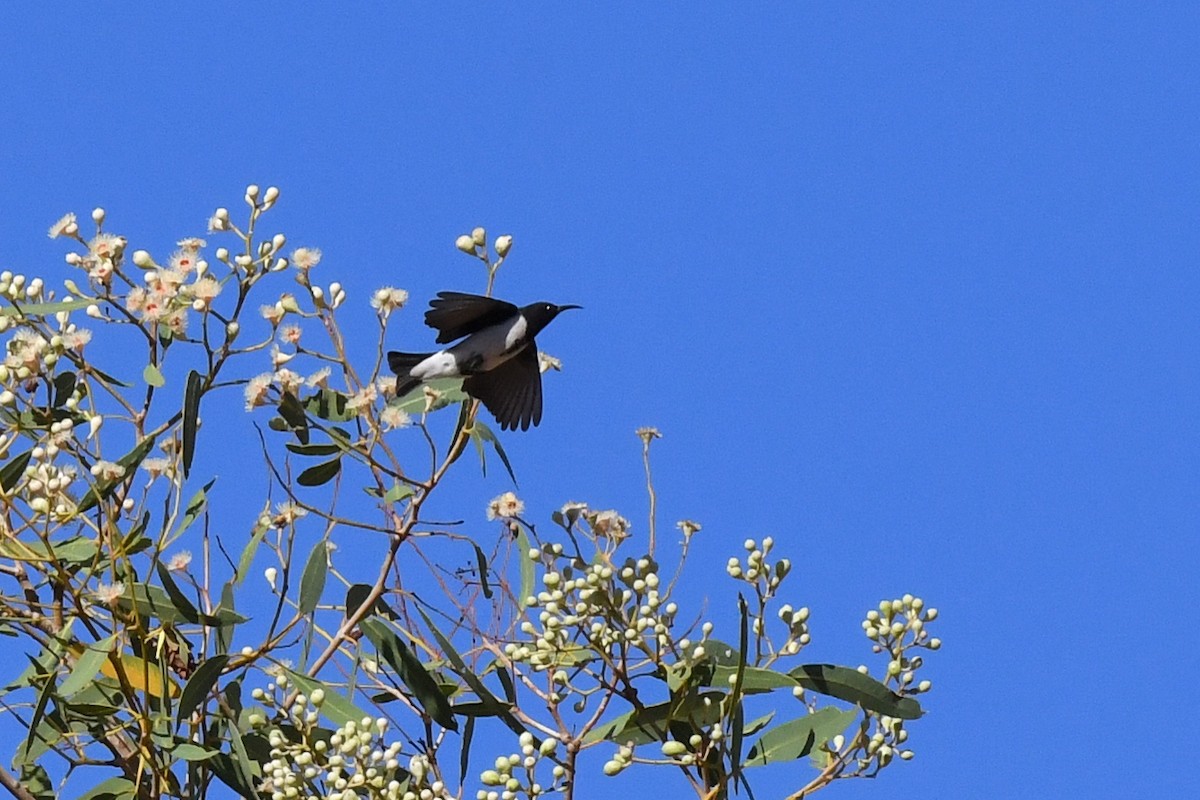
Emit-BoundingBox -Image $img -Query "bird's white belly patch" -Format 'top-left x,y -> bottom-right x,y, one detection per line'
413,352 -> 458,380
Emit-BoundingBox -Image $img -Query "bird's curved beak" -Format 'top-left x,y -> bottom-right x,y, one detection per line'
556,304 -> 583,313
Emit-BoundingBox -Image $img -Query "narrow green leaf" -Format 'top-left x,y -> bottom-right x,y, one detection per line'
23,658 -> 57,759
397,378 -> 468,414
297,458 -> 341,487
729,595 -> 750,790
279,390 -> 311,443
176,654 -> 230,726
298,540 -> 329,615
182,370 -> 202,477
76,435 -> 157,513
172,742 -> 220,762
283,670 -> 369,728
470,427 -> 487,476
235,523 -> 268,584
744,707 -> 859,767
715,664 -> 799,694
216,582 -> 237,653
174,479 -> 216,538
515,528 -> 535,613
75,776 -> 137,800
383,483 -> 415,504
0,297 -> 94,318
361,618 -> 458,731
143,364 -> 165,388
583,691 -> 726,745
450,700 -> 515,717
116,583 -> 246,627
0,450 -> 32,492
743,711 -> 775,737
472,543 -> 493,599
156,563 -> 202,624
60,637 -> 115,696
17,765 -> 52,800
788,664 -> 923,720
303,388 -> 355,422
460,714 -> 476,788
473,421 -> 518,485
224,719 -> 259,799
52,371 -> 76,407
285,442 -> 343,456
416,606 -> 525,736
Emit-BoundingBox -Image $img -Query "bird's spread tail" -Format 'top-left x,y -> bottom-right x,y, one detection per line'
387,351 -> 431,398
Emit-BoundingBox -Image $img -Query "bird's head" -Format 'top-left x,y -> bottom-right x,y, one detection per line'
521,301 -> 581,336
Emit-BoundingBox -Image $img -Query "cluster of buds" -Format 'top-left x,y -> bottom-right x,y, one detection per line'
507,537 -> 679,685
249,675 -> 431,800
0,270 -> 47,304
12,441 -> 80,517
454,227 -> 513,262
725,536 -> 791,593
1,327 -> 90,396
862,594 -> 939,691
775,602 -> 811,656
477,731 -> 561,799
601,743 -> 635,777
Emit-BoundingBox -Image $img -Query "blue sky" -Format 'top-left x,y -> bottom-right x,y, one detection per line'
2,4 -> 1198,797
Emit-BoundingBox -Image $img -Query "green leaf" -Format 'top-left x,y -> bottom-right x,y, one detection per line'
116,582 -> 247,627
298,540 -> 328,615
182,370 -> 202,477
17,764 -> 53,800
175,479 -> 216,538
278,390 -> 311,444
76,435 -> 157,513
729,595 -> 750,790
235,521 -> 268,584
172,742 -> 220,762
711,664 -> 800,694
450,700 -> 515,717
304,388 -> 355,422
22,657 -> 57,759
74,776 -> 137,800
52,371 -> 76,408
361,618 -> 457,731
344,584 -> 396,620
224,720 -> 260,799
473,421 -> 517,485
788,664 -> 923,720
156,562 -> 203,625
515,528 -> 535,610
583,690 -> 727,746
60,637 -> 116,696
0,449 -> 32,492
143,364 -> 165,388
472,543 -> 493,599
396,378 -> 468,414
383,483 -> 415,504
744,707 -> 859,767
297,458 -> 341,487
176,654 -> 230,726
416,606 -> 525,736
0,297 -> 94,318
283,670 -> 369,728
285,442 -> 343,456
743,711 -> 775,737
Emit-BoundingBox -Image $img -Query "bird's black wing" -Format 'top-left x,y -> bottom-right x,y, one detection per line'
425,292 -> 519,344
463,344 -> 543,431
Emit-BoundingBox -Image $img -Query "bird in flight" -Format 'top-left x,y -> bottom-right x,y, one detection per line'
388,291 -> 580,431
